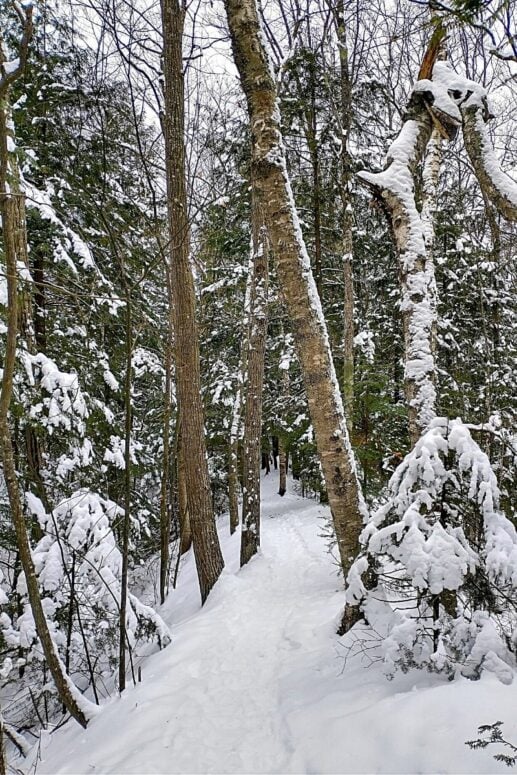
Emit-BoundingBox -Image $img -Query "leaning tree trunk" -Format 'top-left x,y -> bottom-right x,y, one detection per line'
0,24 -> 94,726
223,0 -> 367,582
160,0 -> 224,603
240,193 -> 268,567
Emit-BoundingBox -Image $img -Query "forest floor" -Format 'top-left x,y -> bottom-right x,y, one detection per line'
26,475 -> 517,774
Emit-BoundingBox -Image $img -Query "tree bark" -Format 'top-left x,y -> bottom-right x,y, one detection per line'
308,85 -> 323,297
177,424 -> 192,555
358,87 -> 442,444
278,436 -> 287,497
0,701 -> 6,775
160,0 -> 224,603
118,291 -> 132,693
240,194 -> 268,567
223,0 -> 366,581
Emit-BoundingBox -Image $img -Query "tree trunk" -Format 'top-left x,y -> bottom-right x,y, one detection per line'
358,85 -> 444,444
460,100 -> 517,222
278,436 -> 287,497
0,76 -> 92,728
357,25 -> 462,445
160,0 -> 224,602
118,291 -> 132,693
227,436 -> 240,535
309,100 -> 322,297
240,194 -> 268,567
177,425 -> 192,555
334,0 -> 355,436
228,246 -> 255,534
0,701 -> 6,775
223,0 -> 366,581
159,269 -> 174,603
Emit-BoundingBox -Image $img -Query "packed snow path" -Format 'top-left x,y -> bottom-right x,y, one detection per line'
31,476 -> 516,774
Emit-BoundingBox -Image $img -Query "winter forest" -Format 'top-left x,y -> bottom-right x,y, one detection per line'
0,0 -> 516,772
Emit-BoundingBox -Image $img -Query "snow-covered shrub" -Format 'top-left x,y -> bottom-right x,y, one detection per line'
1,491 -> 170,693
346,417 -> 517,683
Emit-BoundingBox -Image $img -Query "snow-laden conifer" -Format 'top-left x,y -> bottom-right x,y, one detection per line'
346,417 -> 517,682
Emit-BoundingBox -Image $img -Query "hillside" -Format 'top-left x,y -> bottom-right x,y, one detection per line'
25,476 -> 517,775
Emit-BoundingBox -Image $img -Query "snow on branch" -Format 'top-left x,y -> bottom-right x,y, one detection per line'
357,87 -> 442,442
432,62 -> 517,222
0,2 -> 33,99
344,417 -> 517,683
19,490 -> 172,658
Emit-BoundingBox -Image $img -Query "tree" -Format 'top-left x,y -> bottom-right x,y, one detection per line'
333,0 -> 356,435
0,1 -> 94,729
240,186 -> 268,566
160,0 -> 224,604
341,14 -> 517,651
223,0 -> 367,589
343,417 -> 517,682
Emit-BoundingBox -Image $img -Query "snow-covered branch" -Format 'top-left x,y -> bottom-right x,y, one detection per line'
432,62 -> 517,222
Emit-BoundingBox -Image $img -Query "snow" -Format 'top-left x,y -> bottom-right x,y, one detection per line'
25,475 -> 517,775
3,58 -> 20,75
354,329 -> 375,363
344,418 -> 517,680
431,62 -> 517,211
359,110 -> 438,434
25,353 -> 88,435
24,182 -> 96,271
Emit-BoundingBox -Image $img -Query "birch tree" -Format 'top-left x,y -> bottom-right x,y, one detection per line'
223,0 -> 367,584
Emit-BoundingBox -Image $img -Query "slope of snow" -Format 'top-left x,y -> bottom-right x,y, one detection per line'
27,475 -> 516,774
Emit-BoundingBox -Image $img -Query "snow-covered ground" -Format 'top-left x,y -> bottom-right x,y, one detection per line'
26,475 -> 516,774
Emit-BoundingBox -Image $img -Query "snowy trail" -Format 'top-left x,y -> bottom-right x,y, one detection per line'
30,476 -> 517,775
